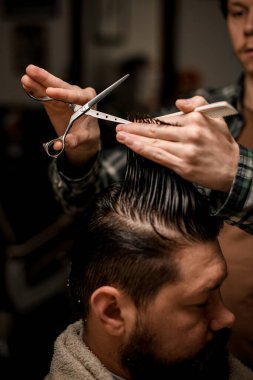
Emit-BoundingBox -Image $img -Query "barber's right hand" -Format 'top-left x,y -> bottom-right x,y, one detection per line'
21,64 -> 100,167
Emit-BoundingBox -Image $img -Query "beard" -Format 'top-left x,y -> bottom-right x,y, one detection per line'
120,321 -> 231,380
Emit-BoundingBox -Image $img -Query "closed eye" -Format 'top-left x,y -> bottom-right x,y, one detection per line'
195,302 -> 208,308
228,8 -> 247,18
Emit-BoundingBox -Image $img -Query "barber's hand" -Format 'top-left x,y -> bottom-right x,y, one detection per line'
21,64 -> 100,167
116,96 -> 239,193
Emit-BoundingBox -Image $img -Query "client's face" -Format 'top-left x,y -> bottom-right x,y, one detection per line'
120,241 -> 234,379
121,316 -> 231,380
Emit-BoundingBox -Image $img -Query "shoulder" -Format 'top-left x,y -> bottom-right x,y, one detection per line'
191,83 -> 240,104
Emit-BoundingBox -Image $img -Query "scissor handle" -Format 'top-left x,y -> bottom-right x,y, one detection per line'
42,136 -> 65,158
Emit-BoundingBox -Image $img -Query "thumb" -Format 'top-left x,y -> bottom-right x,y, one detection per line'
175,96 -> 208,113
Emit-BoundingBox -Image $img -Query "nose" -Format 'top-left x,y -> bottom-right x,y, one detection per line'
244,9 -> 253,36
209,300 -> 235,332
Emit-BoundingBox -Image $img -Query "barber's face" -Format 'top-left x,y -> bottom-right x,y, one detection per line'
120,241 -> 235,379
227,0 -> 253,74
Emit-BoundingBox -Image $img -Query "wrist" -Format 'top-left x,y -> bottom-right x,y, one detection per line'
57,149 -> 99,179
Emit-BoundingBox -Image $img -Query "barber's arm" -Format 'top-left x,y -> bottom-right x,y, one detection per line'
49,146 -> 127,215
206,144 -> 253,234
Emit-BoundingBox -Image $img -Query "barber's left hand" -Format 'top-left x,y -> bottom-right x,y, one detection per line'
116,96 -> 239,193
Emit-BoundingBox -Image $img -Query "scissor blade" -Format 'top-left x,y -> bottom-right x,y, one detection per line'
86,108 -> 129,124
87,74 -> 130,109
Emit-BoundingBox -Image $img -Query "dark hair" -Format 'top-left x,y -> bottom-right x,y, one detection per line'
219,0 -> 228,18
69,121 -> 223,319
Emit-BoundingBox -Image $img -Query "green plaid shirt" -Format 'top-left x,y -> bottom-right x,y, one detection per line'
49,74 -> 253,233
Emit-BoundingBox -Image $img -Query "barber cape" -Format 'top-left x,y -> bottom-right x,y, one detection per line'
44,320 -> 114,380
45,320 -> 253,380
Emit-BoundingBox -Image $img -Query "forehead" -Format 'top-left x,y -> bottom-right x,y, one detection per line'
175,240 -> 226,293
228,0 -> 253,6
142,241 -> 226,314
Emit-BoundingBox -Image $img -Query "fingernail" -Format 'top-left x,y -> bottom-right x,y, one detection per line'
116,124 -> 123,132
116,131 -> 127,142
181,99 -> 190,105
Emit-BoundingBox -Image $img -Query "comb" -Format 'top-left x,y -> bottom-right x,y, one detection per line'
156,101 -> 238,120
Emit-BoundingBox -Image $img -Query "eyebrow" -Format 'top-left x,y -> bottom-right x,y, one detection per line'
202,271 -> 228,293
228,1 -> 247,7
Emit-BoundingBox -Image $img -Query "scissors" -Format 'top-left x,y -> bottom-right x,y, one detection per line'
25,74 -> 130,158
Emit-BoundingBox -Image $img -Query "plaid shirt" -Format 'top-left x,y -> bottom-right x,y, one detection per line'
49,74 -> 253,233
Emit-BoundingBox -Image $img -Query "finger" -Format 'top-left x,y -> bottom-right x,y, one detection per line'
116,133 -> 182,170
46,86 -> 97,105
116,131 -> 185,155
51,138 -> 80,153
53,140 -> 63,151
21,74 -> 49,98
24,65 -> 98,106
25,64 -> 73,90
116,120 -> 195,143
175,96 -> 208,113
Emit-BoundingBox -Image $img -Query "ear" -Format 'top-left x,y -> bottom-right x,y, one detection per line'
90,286 -> 135,336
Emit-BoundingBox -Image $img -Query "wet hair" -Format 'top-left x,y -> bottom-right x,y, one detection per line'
219,0 -> 228,18
69,118 -> 223,319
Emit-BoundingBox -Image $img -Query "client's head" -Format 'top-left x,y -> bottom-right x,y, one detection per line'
69,118 -> 234,380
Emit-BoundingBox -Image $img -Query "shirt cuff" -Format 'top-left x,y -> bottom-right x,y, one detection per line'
210,144 -> 253,219
56,152 -> 100,183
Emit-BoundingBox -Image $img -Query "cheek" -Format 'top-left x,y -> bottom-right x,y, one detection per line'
149,313 -> 210,361
228,26 -> 243,51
